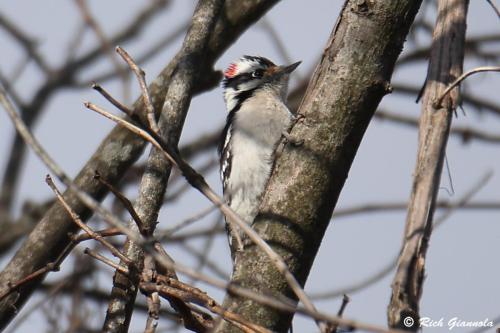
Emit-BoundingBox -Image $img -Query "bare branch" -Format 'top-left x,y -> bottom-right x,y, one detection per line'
391,83 -> 500,117
0,11 -> 50,73
73,228 -> 122,243
326,295 -> 350,333
259,19 -> 293,65
46,174 -> 132,265
486,0 -> 500,19
333,199 -> 500,218
161,205 -> 217,236
4,280 -> 68,333
375,110 -> 500,145
397,33 -> 500,65
434,66 -> 500,108
0,262 -> 59,302
388,1 -> 469,329
76,22 -> 190,87
314,172 -> 492,301
83,248 -> 129,275
179,241 -> 229,280
93,171 -> 147,234
116,46 -> 159,132
141,277 -> 272,333
75,0 -> 131,101
92,82 -> 134,117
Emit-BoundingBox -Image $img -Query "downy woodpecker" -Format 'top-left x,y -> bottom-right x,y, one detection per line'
219,55 -> 301,257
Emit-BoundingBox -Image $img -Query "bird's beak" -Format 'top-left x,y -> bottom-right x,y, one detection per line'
265,61 -> 301,81
280,61 -> 301,74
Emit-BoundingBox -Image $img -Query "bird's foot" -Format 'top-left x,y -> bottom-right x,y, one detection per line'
282,131 -> 304,146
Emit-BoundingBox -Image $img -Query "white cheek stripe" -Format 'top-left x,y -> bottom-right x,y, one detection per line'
224,88 -> 238,112
232,57 -> 260,77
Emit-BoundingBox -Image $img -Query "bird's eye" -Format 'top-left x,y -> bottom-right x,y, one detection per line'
251,69 -> 264,78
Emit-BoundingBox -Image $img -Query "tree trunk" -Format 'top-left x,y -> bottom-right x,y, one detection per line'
215,1 -> 423,332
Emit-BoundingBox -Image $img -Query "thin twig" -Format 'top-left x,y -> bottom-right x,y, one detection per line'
116,46 -> 159,133
149,244 -> 213,333
72,227 -> 122,242
313,172 -> 492,301
75,21 -> 189,87
337,295 -> 350,317
83,248 -> 129,275
486,0 -> 500,19
93,171 -> 147,234
0,11 -> 50,73
326,295 -> 351,333
434,66 -> 500,108
160,205 -> 217,236
1,85 -> 141,246
65,21 -> 87,63
4,279 -> 69,333
143,277 -> 273,333
92,82 -> 133,117
333,199 -> 500,218
75,0 -> 131,101
46,174 -> 132,265
165,158 -> 218,202
0,69 -> 23,110
0,262 -> 59,302
162,226 -> 225,243
85,102 -> 176,166
375,110 -> 500,145
180,240 -> 230,280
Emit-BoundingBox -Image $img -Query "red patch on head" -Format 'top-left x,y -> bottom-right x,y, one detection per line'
224,63 -> 238,78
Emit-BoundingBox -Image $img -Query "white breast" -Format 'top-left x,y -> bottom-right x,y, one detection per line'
225,87 -> 293,224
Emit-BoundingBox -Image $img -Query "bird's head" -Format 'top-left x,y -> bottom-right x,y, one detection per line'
222,55 -> 301,112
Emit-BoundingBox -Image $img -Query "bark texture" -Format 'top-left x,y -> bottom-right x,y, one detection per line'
387,0 -> 469,330
215,1 -> 422,332
0,0 -> 280,329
